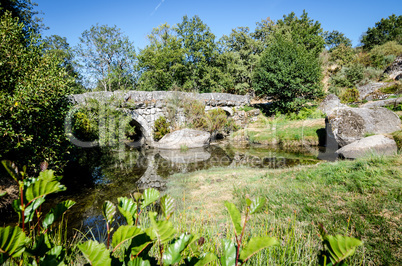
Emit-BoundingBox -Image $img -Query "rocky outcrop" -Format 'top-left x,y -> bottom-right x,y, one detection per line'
383,55 -> 402,80
327,107 -> 401,147
319,94 -> 347,115
360,97 -> 402,109
152,129 -> 211,149
356,82 -> 389,100
336,135 -> 397,159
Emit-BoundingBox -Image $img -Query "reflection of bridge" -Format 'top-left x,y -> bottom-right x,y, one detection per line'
68,91 -> 249,146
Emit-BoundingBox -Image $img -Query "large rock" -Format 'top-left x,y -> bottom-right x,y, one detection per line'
383,55 -> 402,80
153,128 -> 211,149
356,82 -> 388,100
319,94 -> 347,116
336,135 -> 397,159
327,107 -> 401,147
360,96 -> 402,109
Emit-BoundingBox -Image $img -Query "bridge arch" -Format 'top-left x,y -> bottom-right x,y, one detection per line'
124,110 -> 154,148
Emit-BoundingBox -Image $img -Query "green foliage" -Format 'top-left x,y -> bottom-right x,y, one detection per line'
329,44 -> 355,67
137,24 -> 185,91
78,240 -> 112,266
1,161 -> 76,265
324,30 -> 352,51
340,87 -> 360,103
318,224 -> 363,266
361,14 -> 402,50
0,12 -> 76,170
71,98 -> 137,145
253,37 -> 323,112
286,107 -> 325,120
330,63 -> 365,88
76,24 -> 137,91
153,116 -> 170,141
391,130 -> 402,150
369,41 -> 402,69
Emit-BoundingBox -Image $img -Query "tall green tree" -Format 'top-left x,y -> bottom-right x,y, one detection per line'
175,15 -> 218,91
323,30 -> 352,51
0,12 -> 75,170
253,37 -> 323,112
137,23 -> 185,91
75,24 -> 137,91
43,35 -> 83,93
219,27 -> 262,94
361,14 -> 402,50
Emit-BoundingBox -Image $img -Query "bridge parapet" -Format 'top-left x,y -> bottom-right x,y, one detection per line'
68,90 -> 250,108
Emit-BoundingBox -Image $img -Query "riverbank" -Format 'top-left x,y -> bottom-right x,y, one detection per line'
166,154 -> 402,265
230,113 -> 326,147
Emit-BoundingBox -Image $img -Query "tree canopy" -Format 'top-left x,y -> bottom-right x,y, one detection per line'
75,24 -> 137,91
361,14 -> 402,50
253,37 -> 323,112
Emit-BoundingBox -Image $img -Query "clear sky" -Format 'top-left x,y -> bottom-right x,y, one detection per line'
34,0 -> 401,49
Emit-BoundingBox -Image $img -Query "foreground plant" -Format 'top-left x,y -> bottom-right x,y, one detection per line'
0,160 -> 76,264
318,223 -> 362,266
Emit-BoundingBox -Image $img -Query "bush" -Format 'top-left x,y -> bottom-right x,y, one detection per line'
253,37 -> 323,112
340,87 -> 360,103
153,116 -> 170,141
329,43 -> 355,66
369,41 -> 402,69
287,107 -> 325,120
330,63 -> 365,88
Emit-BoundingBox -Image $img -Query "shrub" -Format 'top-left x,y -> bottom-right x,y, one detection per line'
369,41 -> 402,69
330,63 -> 364,88
153,116 -> 170,141
287,107 -> 325,120
340,87 -> 360,103
329,43 -> 355,66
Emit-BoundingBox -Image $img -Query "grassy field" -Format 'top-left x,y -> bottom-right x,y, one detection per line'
166,155 -> 402,265
231,114 -> 326,147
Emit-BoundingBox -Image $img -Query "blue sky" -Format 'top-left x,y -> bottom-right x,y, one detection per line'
35,0 -> 401,49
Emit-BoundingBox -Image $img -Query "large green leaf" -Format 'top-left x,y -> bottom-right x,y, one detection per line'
239,236 -> 279,263
128,233 -> 153,258
24,197 -> 46,223
220,239 -> 236,266
0,226 -> 27,262
102,201 -> 116,225
24,179 -> 66,204
26,233 -> 51,257
117,197 -> 137,225
148,211 -> 176,244
141,188 -> 160,209
224,201 -> 242,236
40,245 -> 65,266
78,240 -> 111,266
249,197 -> 266,214
127,257 -> 151,266
42,200 -> 76,229
325,235 -> 362,264
163,233 -> 192,265
112,225 -> 143,252
38,170 -> 59,182
160,194 -> 175,220
1,160 -> 20,182
189,253 -> 218,266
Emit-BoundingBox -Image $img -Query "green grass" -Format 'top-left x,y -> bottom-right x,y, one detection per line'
166,155 -> 402,265
231,114 -> 325,147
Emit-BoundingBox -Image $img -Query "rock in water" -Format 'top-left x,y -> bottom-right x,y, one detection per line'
319,94 -> 347,116
153,128 -> 211,149
336,135 -> 397,159
327,107 -> 401,147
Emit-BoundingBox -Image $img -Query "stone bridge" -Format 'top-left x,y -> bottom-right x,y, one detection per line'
68,91 -> 250,147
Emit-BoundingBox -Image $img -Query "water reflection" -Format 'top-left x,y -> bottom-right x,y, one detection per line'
59,144 -> 322,234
